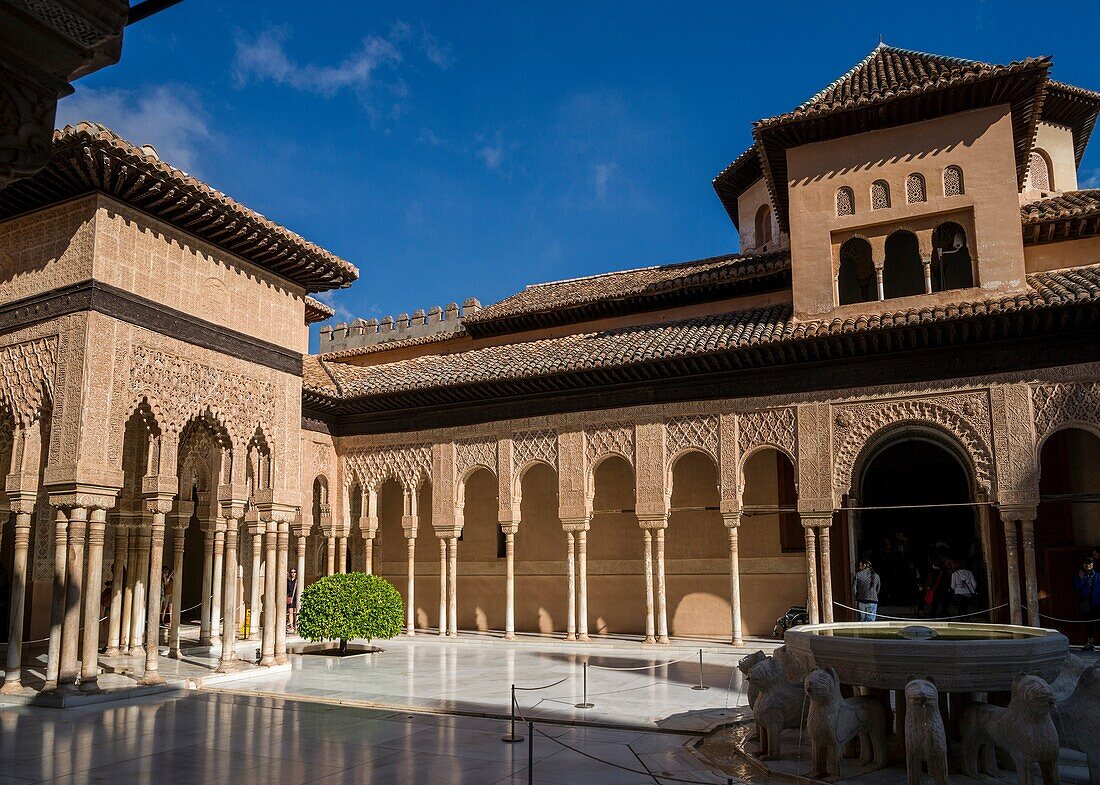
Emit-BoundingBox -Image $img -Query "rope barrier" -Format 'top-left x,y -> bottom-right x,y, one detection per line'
1039,612 -> 1100,624
832,600 -> 1008,622
513,676 -> 570,692
585,652 -> 698,671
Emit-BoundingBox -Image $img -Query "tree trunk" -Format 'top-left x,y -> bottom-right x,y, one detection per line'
339,638 -> 347,656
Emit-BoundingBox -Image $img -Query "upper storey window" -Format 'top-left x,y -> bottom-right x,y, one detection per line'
755,204 -> 773,248
1027,150 -> 1051,192
870,180 -> 890,210
905,173 -> 926,204
836,187 -> 855,217
943,166 -> 964,197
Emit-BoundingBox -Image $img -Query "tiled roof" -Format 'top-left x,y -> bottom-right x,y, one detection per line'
1044,81 -> 1100,165
302,354 -> 338,395
1021,190 -> 1100,224
305,296 -> 336,324
319,328 -> 465,360
0,123 -> 359,293
711,147 -> 764,229
462,250 -> 790,336
305,265 -> 1100,402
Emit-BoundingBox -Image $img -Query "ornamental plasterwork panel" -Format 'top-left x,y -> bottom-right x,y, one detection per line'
310,440 -> 332,482
0,337 -> 57,427
831,392 -> 994,502
737,407 -> 796,461
512,429 -> 557,474
455,437 -> 498,478
665,415 -> 719,463
585,422 -> 634,466
31,504 -> 52,581
345,444 -> 431,492
124,344 -> 277,445
1032,382 -> 1100,445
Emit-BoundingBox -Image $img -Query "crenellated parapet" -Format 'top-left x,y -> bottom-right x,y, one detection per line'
319,298 -> 481,353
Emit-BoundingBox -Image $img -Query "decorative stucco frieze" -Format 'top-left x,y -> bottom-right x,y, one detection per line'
737,407 -> 796,462
345,444 -> 432,492
665,415 -> 719,463
585,421 -> 635,466
0,336 -> 57,427
512,428 -> 557,474
454,436 -> 498,478
1032,382 -> 1100,446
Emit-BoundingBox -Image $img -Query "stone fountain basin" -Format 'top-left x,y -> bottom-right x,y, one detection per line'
784,621 -> 1068,692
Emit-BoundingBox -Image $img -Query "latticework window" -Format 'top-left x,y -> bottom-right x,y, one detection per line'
905,173 -> 926,204
943,166 -> 964,197
871,180 -> 890,210
836,187 -> 855,216
1028,151 -> 1051,192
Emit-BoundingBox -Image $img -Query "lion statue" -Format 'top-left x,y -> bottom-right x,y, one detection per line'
1055,661 -> 1100,785
746,656 -> 805,760
738,650 -> 769,710
904,676 -> 948,785
961,672 -> 1060,785
804,666 -> 887,782
774,644 -> 809,683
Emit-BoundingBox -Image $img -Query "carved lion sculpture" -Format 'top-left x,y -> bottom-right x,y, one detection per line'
747,657 -> 805,760
904,677 -> 948,785
738,650 -> 769,710
1056,661 -> 1100,785
804,666 -> 888,782
774,644 -> 809,683
961,672 -> 1060,785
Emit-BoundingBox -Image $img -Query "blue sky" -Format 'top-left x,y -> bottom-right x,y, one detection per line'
57,1 -> 1100,350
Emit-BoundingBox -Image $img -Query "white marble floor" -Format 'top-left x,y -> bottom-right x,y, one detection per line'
0,690 -> 735,784
213,634 -> 765,733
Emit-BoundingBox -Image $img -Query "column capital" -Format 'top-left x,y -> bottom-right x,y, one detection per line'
637,514 -> 668,530
4,488 -> 38,515
359,516 -> 378,537
561,516 -> 590,532
998,504 -> 1038,524
500,522 -> 519,536
142,474 -> 179,499
48,486 -> 119,511
292,521 -> 313,539
721,512 -> 742,529
799,511 -> 833,528
434,525 -> 461,539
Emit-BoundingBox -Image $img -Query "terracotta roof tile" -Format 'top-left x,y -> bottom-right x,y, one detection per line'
1021,189 -> 1100,224
305,296 -> 336,324
313,264 -> 1100,402
302,354 -> 339,395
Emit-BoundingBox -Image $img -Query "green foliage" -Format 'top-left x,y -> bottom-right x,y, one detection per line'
296,572 -> 404,647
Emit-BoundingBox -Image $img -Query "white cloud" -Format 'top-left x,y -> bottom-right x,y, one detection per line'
312,290 -> 354,322
1080,168 -> 1100,189
476,130 -> 511,175
418,127 -> 444,146
421,26 -> 454,70
56,85 -> 210,173
593,162 -> 617,203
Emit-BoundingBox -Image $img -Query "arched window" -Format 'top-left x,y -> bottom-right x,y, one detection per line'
755,204 -> 773,248
943,166 -> 964,197
870,180 -> 890,210
837,238 -> 876,305
905,173 -> 926,204
931,222 -> 974,291
836,186 -> 855,217
883,231 -> 924,299
1028,150 -> 1052,192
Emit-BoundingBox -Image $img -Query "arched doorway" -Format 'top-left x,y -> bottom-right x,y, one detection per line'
588,455 -> 643,635
837,238 -> 875,305
1037,427 -> 1100,642
883,231 -> 924,299
855,433 -> 983,616
514,462 -> 563,634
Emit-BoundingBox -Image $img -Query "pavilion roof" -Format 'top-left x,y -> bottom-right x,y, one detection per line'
1021,189 -> 1100,244
0,123 -> 359,293
305,296 -> 336,324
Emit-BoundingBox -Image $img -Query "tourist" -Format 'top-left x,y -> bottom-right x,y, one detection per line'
923,557 -> 951,618
950,558 -> 978,617
287,568 -> 299,632
1073,555 -> 1100,651
853,560 -> 880,621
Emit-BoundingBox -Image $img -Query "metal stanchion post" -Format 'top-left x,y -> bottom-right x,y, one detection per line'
691,648 -> 709,691
574,661 -> 594,709
527,721 -> 534,785
502,684 -> 525,742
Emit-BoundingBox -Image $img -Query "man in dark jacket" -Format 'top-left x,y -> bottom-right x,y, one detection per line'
1073,555 -> 1100,651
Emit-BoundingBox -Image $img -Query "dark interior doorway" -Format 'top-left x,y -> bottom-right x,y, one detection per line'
857,437 -> 982,611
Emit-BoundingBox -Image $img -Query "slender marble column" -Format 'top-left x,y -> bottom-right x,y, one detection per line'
168,525 -> 186,658
922,259 -> 933,294
44,509 -> 68,690
105,522 -> 128,655
642,529 -> 656,644
1004,518 -> 1023,625
218,521 -> 241,672
248,526 -> 263,640
576,526 -> 590,642
295,533 -> 307,617
198,524 -> 214,645
364,536 -> 373,575
140,509 -> 168,685
130,524 -> 151,657
438,537 -> 447,636
405,532 -> 416,636
326,536 -> 336,575
275,521 -> 289,663
819,525 -> 835,624
260,522 -> 278,665
447,536 -> 458,637
1,505 -> 35,692
804,525 -> 820,625
120,525 -> 138,653
1021,516 -> 1040,626
337,536 -> 348,574
875,266 -> 885,301
79,509 -> 107,692
59,507 -> 88,691
725,515 -> 744,646
210,522 -> 225,647
655,527 -> 669,644
503,524 -> 517,640
565,531 -> 576,641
